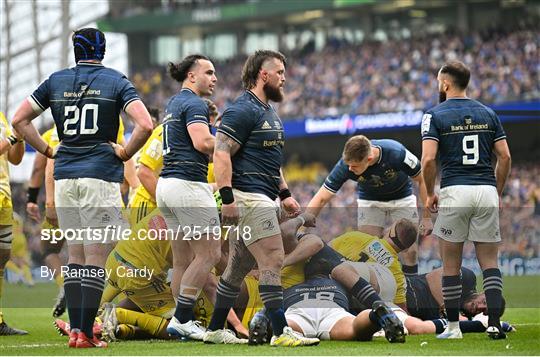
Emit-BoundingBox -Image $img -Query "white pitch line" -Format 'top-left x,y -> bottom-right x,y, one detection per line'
513,323 -> 540,326
0,342 -> 65,348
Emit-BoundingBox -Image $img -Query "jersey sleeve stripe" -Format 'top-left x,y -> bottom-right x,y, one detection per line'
186,120 -> 209,126
28,95 -> 45,113
216,128 -> 243,145
421,136 -> 439,142
322,183 -> 338,193
122,97 -> 139,112
494,135 -> 507,142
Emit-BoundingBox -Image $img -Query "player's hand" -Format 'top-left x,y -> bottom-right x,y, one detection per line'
110,141 -> 130,161
426,194 -> 438,213
221,202 -> 239,226
300,212 -> 316,227
282,197 -> 301,217
419,216 -> 433,236
498,195 -> 503,211
26,202 -> 41,222
45,203 -> 58,227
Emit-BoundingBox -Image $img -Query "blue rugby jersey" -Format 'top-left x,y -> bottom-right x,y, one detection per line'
160,88 -> 211,183
324,139 -> 421,201
217,91 -> 284,200
284,277 -> 350,310
30,62 -> 139,182
421,98 -> 506,188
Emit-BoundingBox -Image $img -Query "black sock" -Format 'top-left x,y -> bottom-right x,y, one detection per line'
80,265 -> 106,338
483,268 -> 503,327
64,263 -> 83,330
402,264 -> 418,276
174,295 -> 196,324
259,285 -> 287,336
350,278 -> 381,308
460,320 -> 486,333
433,319 -> 448,333
208,279 -> 239,331
442,275 -> 462,322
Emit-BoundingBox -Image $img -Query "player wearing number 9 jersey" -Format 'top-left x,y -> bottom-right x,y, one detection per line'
421,61 -> 511,340
12,28 -> 153,348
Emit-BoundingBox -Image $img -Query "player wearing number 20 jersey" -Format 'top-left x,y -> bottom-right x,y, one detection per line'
13,28 -> 153,348
29,62 -> 137,183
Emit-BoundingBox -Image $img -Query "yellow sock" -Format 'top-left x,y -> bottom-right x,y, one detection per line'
54,274 -> 64,288
21,265 -> 33,285
115,308 -> 168,337
116,324 -> 136,339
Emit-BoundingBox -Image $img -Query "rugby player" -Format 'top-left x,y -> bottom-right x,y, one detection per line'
204,50 -> 318,346
13,28 -> 153,347
155,54 -> 221,340
0,111 -> 26,335
422,61 -> 511,339
307,135 -> 432,275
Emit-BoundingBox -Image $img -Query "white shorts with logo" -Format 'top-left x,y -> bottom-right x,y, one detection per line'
156,177 -> 220,239
434,185 -> 500,243
233,189 -> 281,246
348,261 -> 397,302
285,301 -> 354,340
357,194 -> 418,228
55,178 -> 125,245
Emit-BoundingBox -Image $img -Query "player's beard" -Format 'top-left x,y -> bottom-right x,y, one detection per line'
439,90 -> 447,103
264,82 -> 284,102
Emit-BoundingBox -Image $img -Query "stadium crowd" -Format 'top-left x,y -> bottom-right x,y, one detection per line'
131,26 -> 540,122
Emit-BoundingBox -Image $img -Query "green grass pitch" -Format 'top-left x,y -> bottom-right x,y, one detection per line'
1,275 -> 539,355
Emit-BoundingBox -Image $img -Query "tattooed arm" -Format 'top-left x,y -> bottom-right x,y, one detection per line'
213,132 -> 241,190
214,132 -> 242,225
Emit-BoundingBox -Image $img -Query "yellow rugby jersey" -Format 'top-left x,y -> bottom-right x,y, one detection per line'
114,209 -> 171,279
281,262 -> 305,289
42,127 -> 60,149
132,124 -> 163,204
194,291 -> 215,329
207,162 -> 215,184
0,112 -> 13,198
330,231 -> 406,305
